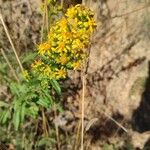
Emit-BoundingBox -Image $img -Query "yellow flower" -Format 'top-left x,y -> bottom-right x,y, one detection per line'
66,7 -> 77,18
22,70 -> 30,80
31,60 -> 43,69
62,32 -> 73,40
72,39 -> 84,50
55,68 -> 66,79
32,4 -> 97,80
56,54 -> 68,65
58,18 -> 68,29
38,42 -> 51,55
71,61 -> 82,70
87,18 -> 97,33
57,42 -> 65,51
68,18 -> 78,28
43,65 -> 52,77
88,18 -> 97,26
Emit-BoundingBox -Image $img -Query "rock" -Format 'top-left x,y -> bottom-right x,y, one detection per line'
131,131 -> 150,149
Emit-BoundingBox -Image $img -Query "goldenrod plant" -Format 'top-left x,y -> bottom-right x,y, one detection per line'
32,4 -> 96,80
0,3 -> 96,148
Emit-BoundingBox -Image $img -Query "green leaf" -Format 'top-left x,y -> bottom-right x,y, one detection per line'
42,89 -> 53,105
13,109 -> 21,130
2,110 -> 10,124
26,105 -> 39,118
0,109 -> 11,125
0,101 -> 9,107
50,79 -> 61,95
13,99 -> 21,110
55,103 -> 63,113
0,111 -> 5,123
10,82 -> 20,96
10,82 -> 28,96
0,63 -> 7,74
37,137 -> 56,147
22,52 -> 37,64
37,98 -> 50,108
21,103 -> 26,122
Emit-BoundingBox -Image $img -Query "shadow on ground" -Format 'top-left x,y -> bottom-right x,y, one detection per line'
144,138 -> 150,150
132,61 -> 150,133
87,112 -> 125,143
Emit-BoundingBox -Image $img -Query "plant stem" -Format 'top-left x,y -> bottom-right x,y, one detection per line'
82,0 -> 86,5
74,121 -> 81,150
45,0 -> 49,33
40,0 -> 49,42
54,105 -> 60,150
81,71 -> 85,150
42,108 -> 49,137
61,0 -> 64,8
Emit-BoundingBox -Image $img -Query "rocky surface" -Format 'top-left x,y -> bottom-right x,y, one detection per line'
64,0 -> 150,149
0,0 -> 150,149
0,0 -> 42,53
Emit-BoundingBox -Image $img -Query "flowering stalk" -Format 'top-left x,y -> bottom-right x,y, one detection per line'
32,4 -> 97,80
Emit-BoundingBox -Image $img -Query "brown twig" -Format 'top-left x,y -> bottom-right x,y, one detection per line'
45,0 -> 49,33
74,121 -> 81,150
61,0 -> 64,8
40,0 -> 49,42
42,108 -> 49,137
0,48 -> 20,83
103,111 -> 128,133
54,105 -> 60,150
0,13 -> 24,73
111,4 -> 150,18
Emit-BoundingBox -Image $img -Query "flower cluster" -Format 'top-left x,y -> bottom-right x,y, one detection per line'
32,4 -> 96,80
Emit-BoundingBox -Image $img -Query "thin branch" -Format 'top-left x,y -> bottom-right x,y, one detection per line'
45,0 -> 49,33
111,4 -> 150,18
74,121 -> 81,150
82,0 -> 86,5
0,13 -> 24,73
40,0 -> 48,42
103,111 -> 128,133
61,0 -> 64,8
0,48 -> 20,83
42,108 -> 49,137
85,112 -> 128,134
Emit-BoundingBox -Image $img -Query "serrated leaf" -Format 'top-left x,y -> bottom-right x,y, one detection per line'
25,92 -> 37,102
10,82 -> 28,96
50,79 -> 61,95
